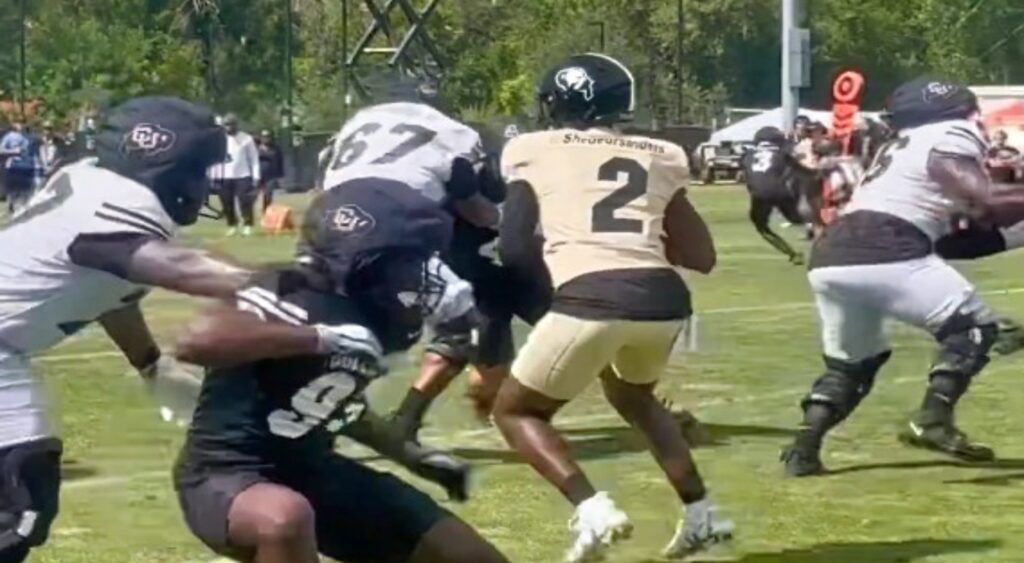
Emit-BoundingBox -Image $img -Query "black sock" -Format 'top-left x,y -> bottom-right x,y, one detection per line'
794,403 -> 835,452
396,388 -> 432,427
920,372 -> 967,424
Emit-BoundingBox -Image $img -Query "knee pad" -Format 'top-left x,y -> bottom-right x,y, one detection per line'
802,350 -> 892,422
931,313 -> 998,380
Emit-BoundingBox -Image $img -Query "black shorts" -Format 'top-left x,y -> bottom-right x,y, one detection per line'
429,260 -> 551,367
750,194 -> 804,226
0,438 -> 62,558
175,453 -> 450,563
2,169 -> 34,194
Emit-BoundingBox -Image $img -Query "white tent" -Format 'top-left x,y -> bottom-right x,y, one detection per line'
709,107 -> 881,144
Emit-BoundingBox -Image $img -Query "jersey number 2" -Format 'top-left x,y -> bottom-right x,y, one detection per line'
592,157 -> 648,233
330,123 -> 437,170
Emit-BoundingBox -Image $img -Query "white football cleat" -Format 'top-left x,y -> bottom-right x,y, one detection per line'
662,499 -> 734,559
225,227 -> 238,237
242,226 -> 253,237
565,492 -> 632,563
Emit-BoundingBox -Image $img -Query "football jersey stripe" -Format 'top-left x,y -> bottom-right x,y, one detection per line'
93,211 -> 168,239
236,290 -> 304,325
948,127 -> 987,154
100,203 -> 172,239
245,286 -> 310,321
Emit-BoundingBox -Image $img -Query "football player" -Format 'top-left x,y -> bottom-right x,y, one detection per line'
741,126 -> 809,264
491,54 -> 733,562
782,78 -> 1024,477
391,126 -> 553,442
173,186 -> 508,563
322,97 -> 499,229
0,97 -> 252,562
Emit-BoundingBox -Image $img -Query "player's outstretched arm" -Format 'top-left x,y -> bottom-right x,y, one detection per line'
124,240 -> 252,299
98,302 -> 160,370
664,190 -> 717,274
929,151 -> 1024,227
176,305 -> 382,368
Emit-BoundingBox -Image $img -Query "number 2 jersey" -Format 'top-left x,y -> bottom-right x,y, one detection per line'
812,119 -> 989,268
322,102 -> 483,203
500,128 -> 692,320
179,270 -> 383,474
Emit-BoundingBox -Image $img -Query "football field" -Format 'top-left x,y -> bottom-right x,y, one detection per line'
32,184 -> 1024,563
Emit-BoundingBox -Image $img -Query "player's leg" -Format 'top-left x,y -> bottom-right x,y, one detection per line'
218,179 -> 239,234
238,178 -> 258,235
491,313 -> 629,563
887,257 -> 998,461
261,179 -> 276,214
783,267 -> 890,477
749,196 -> 801,263
0,438 -> 62,563
298,454 -> 508,563
177,472 -> 319,563
602,321 -> 733,557
392,336 -> 471,443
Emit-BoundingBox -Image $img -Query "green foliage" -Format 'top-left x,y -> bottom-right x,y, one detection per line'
3,0 -> 1024,129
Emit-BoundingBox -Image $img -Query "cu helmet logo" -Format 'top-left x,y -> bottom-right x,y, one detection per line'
331,204 -> 376,236
555,67 -> 595,101
121,123 -> 177,157
922,81 -> 957,103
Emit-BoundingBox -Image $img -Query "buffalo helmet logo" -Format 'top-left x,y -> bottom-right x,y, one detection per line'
555,67 -> 595,101
121,123 -> 177,157
922,81 -> 958,103
331,204 -> 376,235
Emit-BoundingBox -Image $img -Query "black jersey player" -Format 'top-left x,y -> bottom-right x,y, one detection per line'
741,126 -> 810,264
173,184 -> 508,563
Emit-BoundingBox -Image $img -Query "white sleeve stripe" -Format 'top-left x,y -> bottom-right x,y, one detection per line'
100,203 -> 171,239
245,286 -> 310,321
236,290 -> 304,326
948,127 -> 987,154
93,211 -> 168,239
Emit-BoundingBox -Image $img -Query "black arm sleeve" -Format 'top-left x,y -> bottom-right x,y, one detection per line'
935,226 -> 1008,260
498,180 -> 544,277
445,157 -> 481,201
67,232 -> 159,279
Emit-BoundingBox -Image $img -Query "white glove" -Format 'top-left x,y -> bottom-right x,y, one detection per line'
314,323 -> 384,359
139,356 -> 204,426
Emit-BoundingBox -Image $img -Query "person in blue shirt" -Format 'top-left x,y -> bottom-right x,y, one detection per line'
0,121 -> 38,213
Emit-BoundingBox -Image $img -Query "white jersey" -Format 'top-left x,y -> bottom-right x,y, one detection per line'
844,119 -> 988,241
0,160 -> 175,446
322,103 -> 482,202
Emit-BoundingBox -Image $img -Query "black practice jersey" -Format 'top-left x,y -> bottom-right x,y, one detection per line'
180,269 -> 385,473
742,142 -> 790,199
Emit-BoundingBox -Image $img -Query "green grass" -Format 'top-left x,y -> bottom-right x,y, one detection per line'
32,186 -> 1024,562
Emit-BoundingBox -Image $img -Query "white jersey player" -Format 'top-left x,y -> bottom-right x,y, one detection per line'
322,102 -> 498,228
782,79 -> 1024,478
0,97 -> 251,562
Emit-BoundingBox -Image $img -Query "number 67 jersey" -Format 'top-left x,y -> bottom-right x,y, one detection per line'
322,102 -> 483,202
501,128 -> 690,289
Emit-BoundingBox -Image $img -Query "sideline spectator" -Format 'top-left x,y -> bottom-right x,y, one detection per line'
38,120 -> 66,178
987,130 -> 1021,184
0,121 -> 38,214
208,114 -> 260,236
256,129 -> 284,213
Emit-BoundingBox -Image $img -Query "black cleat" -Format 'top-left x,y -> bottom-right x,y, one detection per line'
781,446 -> 826,477
993,317 -> 1024,356
898,420 -> 995,462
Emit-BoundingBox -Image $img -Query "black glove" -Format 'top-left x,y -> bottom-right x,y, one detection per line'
407,446 -> 472,502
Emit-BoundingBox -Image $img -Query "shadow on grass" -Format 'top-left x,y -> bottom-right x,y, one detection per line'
718,538 -> 1001,563
453,420 -> 796,465
827,458 -> 1024,477
61,458 -> 100,481
945,471 -> 1024,486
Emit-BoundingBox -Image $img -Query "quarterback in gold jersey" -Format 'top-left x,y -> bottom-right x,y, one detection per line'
491,53 -> 733,562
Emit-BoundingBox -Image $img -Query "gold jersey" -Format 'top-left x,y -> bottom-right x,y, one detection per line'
501,128 -> 690,288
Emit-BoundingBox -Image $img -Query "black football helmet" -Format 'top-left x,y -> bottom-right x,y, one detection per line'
884,77 -> 979,130
95,97 -> 226,226
538,53 -> 635,127
754,126 -> 786,145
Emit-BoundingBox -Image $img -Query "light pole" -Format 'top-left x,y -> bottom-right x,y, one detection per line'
676,0 -> 684,123
285,0 -> 294,142
342,0 -> 349,123
19,0 -> 27,119
781,0 -> 797,132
